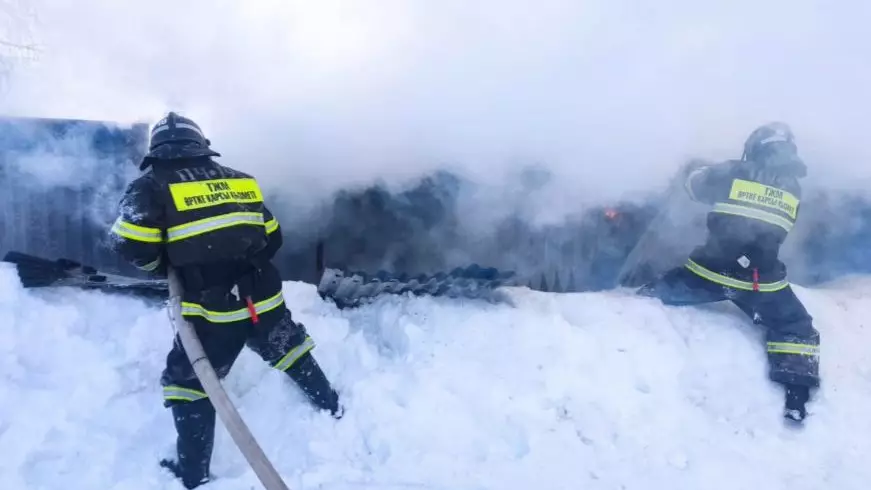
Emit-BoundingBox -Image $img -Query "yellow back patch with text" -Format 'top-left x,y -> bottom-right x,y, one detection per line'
169,178 -> 263,211
728,179 -> 799,219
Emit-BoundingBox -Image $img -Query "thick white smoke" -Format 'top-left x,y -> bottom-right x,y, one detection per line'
2,0 -> 870,226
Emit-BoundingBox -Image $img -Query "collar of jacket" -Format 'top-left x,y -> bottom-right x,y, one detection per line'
743,142 -> 807,179
139,142 -> 221,170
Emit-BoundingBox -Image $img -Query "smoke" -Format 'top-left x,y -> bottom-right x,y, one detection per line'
0,0 -> 39,85
2,0 -> 871,279
6,1 -> 871,189
1,120 -> 141,223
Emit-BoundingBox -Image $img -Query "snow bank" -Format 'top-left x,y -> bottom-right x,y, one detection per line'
1,261 -> 869,490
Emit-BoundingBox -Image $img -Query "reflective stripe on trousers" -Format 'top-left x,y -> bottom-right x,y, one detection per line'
767,341 -> 820,357
685,259 -> 789,292
273,336 -> 316,371
712,202 -> 794,232
181,291 -> 285,323
163,385 -> 208,402
167,212 -> 264,242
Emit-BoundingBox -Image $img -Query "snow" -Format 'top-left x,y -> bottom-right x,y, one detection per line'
1,261 -> 870,490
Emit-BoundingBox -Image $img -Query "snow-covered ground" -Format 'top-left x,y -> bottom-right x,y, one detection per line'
1,262 -> 869,490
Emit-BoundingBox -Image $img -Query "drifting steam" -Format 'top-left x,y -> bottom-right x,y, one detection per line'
1,0 -> 870,282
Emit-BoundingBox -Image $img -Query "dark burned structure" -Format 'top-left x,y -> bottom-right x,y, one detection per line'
1,115 -> 869,298
313,169 -> 662,292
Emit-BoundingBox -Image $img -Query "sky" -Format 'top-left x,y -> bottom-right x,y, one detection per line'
2,0 -> 870,223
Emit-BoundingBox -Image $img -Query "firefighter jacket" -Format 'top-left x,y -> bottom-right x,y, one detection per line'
683,159 -> 803,292
109,156 -> 286,326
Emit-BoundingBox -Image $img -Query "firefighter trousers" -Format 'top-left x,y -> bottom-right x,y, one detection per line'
158,306 -> 340,488
160,306 -> 321,406
638,266 -> 820,388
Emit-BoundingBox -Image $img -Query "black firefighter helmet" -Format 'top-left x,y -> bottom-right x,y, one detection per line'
139,111 -> 221,170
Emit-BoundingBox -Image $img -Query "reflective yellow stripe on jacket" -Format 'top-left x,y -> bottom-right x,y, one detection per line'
685,259 -> 789,293
712,203 -> 795,232
137,257 -> 162,272
265,217 -> 278,235
111,218 -> 163,243
113,211 -> 277,244
166,212 -> 265,243
181,291 -> 285,323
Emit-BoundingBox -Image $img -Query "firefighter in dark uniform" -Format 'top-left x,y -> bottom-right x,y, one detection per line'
109,112 -> 343,489
637,122 -> 820,423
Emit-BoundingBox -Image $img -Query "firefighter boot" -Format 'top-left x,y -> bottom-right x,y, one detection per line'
285,352 -> 343,418
159,399 -> 216,489
784,384 -> 810,422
